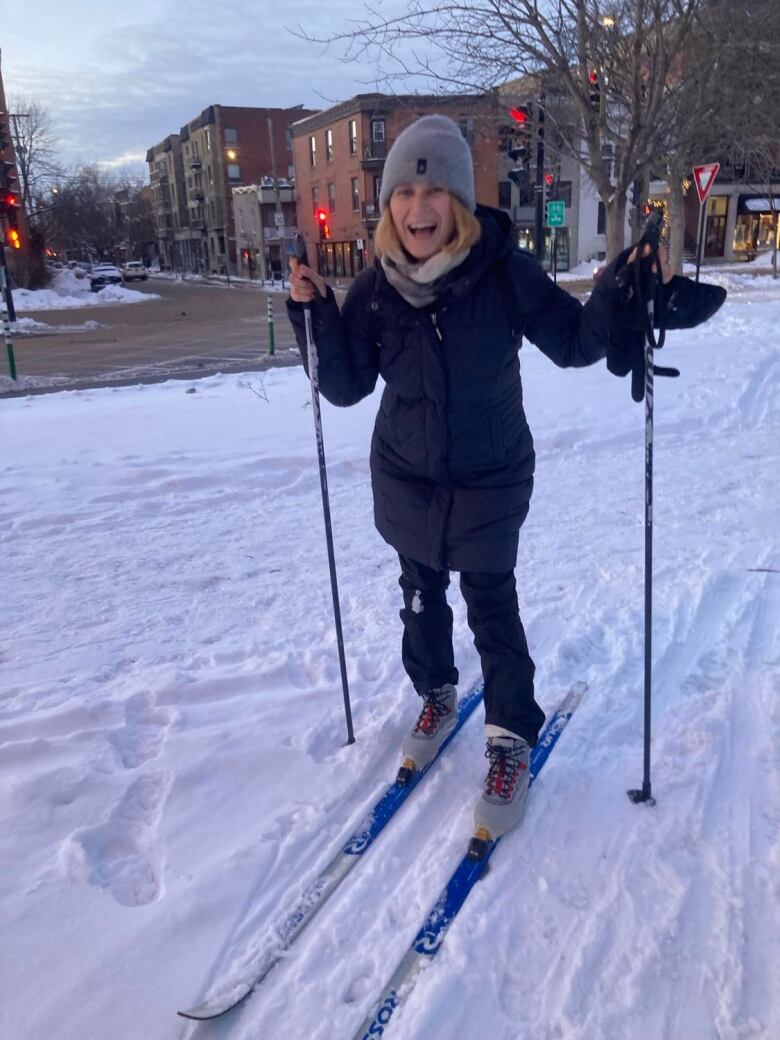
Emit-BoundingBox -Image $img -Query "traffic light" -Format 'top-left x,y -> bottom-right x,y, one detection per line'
588,70 -> 601,112
506,103 -> 532,194
315,207 -> 331,241
508,106 -> 529,127
508,167 -> 530,191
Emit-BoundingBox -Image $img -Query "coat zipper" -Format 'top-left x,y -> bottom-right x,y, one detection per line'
431,311 -> 443,341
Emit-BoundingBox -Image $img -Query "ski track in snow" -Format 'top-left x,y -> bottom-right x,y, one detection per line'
0,288 -> 778,1040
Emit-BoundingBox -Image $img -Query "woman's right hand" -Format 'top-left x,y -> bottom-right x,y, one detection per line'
289,260 -> 327,303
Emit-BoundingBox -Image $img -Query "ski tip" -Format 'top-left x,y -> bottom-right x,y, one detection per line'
177,988 -> 252,1021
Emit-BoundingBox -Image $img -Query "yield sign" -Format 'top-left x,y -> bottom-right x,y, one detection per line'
692,162 -> 720,205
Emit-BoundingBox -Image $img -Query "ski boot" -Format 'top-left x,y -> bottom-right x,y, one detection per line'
396,684 -> 458,784
469,734 -> 531,859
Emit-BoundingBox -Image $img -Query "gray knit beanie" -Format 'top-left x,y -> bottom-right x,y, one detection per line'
378,114 -> 476,213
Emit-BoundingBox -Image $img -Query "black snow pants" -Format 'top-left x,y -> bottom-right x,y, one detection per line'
398,554 -> 546,746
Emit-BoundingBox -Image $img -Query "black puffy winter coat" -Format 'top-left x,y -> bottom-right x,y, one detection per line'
287,205 -> 619,573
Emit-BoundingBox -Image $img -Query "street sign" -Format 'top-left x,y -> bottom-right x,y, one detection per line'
546,200 -> 565,227
692,163 -> 720,205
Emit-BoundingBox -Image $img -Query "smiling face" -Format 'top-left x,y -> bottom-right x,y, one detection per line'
388,183 -> 456,261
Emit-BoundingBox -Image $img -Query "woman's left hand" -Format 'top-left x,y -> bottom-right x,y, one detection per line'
626,242 -> 672,284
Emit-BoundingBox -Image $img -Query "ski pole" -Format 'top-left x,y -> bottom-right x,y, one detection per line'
626,210 -> 666,807
292,235 -> 355,746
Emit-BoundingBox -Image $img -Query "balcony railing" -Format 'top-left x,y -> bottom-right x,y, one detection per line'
360,140 -> 389,167
361,200 -> 381,223
262,225 -> 297,241
190,159 -> 202,169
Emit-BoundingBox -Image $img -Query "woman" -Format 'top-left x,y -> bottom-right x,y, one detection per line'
287,114 -> 716,842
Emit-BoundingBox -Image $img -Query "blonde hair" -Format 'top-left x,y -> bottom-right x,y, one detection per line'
374,193 -> 481,260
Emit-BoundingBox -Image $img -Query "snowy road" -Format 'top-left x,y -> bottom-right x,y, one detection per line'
1,271 -> 778,1040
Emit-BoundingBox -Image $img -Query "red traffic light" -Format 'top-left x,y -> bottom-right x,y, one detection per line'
1,191 -> 19,209
508,107 -> 528,125
315,207 -> 328,223
545,173 -> 554,187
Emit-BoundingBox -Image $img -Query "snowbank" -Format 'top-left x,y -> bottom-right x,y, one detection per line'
11,267 -> 159,312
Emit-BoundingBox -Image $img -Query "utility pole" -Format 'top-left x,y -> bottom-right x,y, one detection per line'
534,93 -> 545,264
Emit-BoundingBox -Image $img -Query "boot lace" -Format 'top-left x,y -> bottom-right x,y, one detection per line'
484,742 -> 527,800
413,689 -> 452,736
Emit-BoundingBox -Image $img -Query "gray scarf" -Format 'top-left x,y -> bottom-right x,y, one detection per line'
381,246 -> 470,308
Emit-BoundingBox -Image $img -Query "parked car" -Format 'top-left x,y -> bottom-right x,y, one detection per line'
90,264 -> 123,292
121,261 -> 148,282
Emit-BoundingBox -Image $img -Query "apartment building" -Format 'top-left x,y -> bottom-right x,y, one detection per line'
290,93 -> 503,277
146,134 -> 188,270
147,104 -> 317,274
232,181 -> 297,280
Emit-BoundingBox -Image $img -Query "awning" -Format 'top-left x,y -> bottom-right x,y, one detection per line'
739,195 -> 780,214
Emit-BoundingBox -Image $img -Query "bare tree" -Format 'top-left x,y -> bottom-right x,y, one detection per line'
47,164 -> 121,260
7,94 -> 61,216
304,0 -> 707,259
655,0 -> 780,273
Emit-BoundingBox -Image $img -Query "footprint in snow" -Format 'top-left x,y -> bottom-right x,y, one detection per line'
109,692 -> 173,770
65,771 -> 172,907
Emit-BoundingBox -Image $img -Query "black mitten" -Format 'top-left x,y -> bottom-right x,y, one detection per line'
597,247 -> 728,402
662,277 -> 727,329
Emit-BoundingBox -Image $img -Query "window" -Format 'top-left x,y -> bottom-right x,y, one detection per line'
349,119 -> 357,155
597,201 -> 606,235
309,136 -> 317,167
498,181 -> 512,209
312,186 -> 319,211
227,164 -> 241,181
372,175 -> 382,201
328,182 -> 336,213
286,128 -> 293,151
371,119 -> 385,142
458,117 -> 473,144
205,129 -> 212,152
351,177 -> 360,211
326,129 -> 334,162
225,128 -> 238,143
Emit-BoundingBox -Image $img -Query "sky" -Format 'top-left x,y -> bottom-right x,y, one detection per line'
1,0 -> 416,179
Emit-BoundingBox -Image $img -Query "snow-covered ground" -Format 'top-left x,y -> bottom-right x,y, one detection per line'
11,267 -> 159,312
1,275 -> 778,1040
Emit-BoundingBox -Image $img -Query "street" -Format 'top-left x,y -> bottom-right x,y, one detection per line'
2,273 -> 599,397
2,277 -> 306,395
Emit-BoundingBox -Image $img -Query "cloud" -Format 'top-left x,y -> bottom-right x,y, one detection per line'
2,0 -> 418,177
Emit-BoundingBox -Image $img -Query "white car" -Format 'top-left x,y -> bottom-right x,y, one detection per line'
90,264 -> 124,291
121,261 -> 148,282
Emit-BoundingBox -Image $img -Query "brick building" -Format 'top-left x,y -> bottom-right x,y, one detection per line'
147,104 -> 316,274
290,93 -> 504,278
0,48 -> 30,286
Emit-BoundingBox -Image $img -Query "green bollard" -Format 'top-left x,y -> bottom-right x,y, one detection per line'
0,263 -> 17,381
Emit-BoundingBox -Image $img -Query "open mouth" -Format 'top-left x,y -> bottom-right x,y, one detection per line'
407,222 -> 437,239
